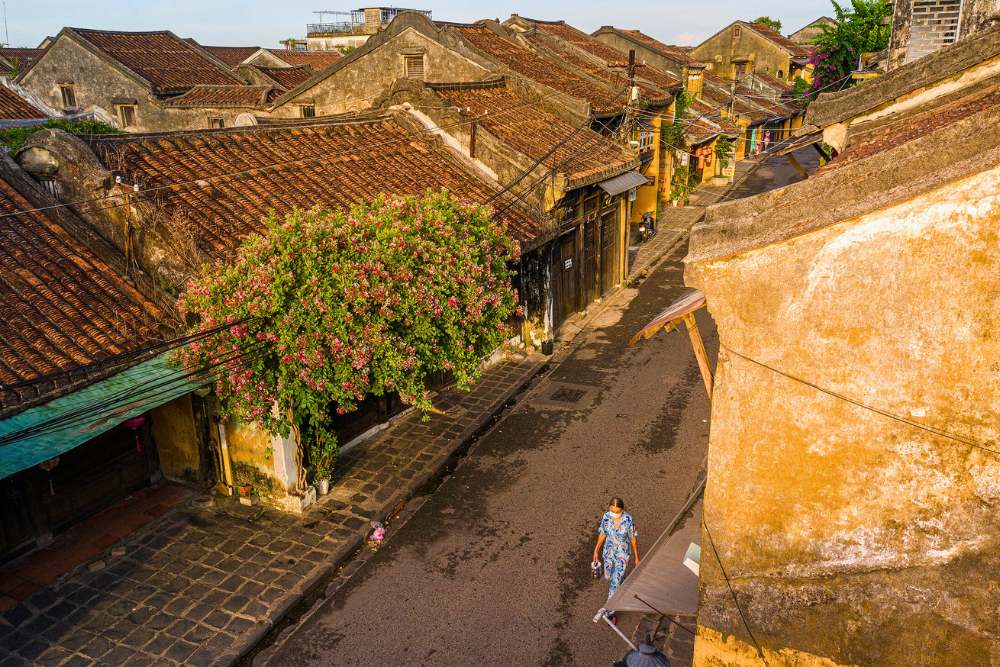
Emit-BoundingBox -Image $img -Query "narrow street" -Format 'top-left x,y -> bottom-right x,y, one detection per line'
266,240 -> 717,666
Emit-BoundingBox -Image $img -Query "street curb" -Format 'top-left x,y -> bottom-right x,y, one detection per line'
241,359 -> 545,667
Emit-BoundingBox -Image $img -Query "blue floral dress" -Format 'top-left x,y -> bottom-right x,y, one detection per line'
599,511 -> 636,599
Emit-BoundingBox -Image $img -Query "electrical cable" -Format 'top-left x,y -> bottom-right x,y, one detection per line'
721,344 -> 999,456
703,520 -> 771,666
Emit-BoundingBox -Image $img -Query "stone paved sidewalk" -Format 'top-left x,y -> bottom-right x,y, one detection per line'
0,353 -> 543,667
628,183 -> 730,282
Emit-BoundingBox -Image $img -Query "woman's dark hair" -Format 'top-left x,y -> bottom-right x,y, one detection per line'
609,497 -> 625,510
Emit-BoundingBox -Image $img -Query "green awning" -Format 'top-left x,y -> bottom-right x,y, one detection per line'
0,354 -> 203,479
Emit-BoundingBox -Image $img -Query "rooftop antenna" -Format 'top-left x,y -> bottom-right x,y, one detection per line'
2,2 -> 8,49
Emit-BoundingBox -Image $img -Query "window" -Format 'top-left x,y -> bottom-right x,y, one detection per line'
777,70 -> 784,79
733,26 -> 742,39
734,62 -> 748,79
404,54 -> 425,80
208,117 -> 225,129
58,84 -> 76,110
300,104 -> 316,118
117,104 -> 137,128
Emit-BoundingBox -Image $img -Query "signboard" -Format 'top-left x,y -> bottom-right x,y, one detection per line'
564,258 -> 573,270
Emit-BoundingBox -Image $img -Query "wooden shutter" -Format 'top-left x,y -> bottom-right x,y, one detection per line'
404,54 -> 425,80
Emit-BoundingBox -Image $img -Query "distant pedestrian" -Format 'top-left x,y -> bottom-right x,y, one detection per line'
592,497 -> 640,614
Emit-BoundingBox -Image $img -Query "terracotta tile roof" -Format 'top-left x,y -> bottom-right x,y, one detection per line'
430,79 -> 636,185
819,86 -> 1000,174
686,96 -> 740,144
85,114 -> 549,260
617,29 -> 703,66
267,49 -> 342,71
252,65 -> 314,89
0,48 -> 44,74
68,28 -> 243,95
747,22 -> 810,58
0,84 -> 46,119
164,85 -> 272,108
524,20 -> 677,103
0,162 -> 168,415
456,25 -> 624,115
201,45 -> 261,67
689,83 -> 1000,264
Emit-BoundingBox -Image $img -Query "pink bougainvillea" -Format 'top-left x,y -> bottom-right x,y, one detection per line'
177,191 -> 519,473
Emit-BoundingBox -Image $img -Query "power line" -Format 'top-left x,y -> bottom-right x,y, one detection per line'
721,344 -> 999,456
703,520 -> 771,666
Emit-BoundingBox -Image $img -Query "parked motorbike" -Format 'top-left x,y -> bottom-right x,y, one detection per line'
637,212 -> 656,242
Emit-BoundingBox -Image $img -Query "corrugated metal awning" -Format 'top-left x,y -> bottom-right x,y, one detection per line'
598,170 -> 647,196
0,354 -> 202,479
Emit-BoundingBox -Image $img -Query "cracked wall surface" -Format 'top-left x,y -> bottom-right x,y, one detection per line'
685,165 -> 1000,665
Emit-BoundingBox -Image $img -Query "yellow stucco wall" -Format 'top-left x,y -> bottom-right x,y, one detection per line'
149,394 -> 201,482
686,166 -> 1000,664
225,420 -> 288,497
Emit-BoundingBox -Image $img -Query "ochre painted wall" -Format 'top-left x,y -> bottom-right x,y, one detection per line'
149,394 -> 201,482
686,166 -> 1000,665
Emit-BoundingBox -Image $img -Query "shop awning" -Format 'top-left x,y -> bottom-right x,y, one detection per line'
630,289 -> 706,345
605,480 -> 704,615
599,170 -> 648,196
0,353 -> 203,479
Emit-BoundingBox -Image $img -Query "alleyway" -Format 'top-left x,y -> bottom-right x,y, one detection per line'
266,240 -> 717,666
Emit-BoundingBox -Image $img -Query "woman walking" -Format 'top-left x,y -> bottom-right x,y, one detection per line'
593,497 -> 640,619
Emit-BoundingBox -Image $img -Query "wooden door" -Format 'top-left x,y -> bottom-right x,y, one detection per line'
550,233 -> 578,333
583,219 -> 598,305
0,475 -> 37,562
600,208 -> 619,295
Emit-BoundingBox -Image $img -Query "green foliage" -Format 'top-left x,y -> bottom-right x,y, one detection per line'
662,88 -> 692,151
670,165 -> 691,202
339,45 -> 356,55
752,16 -> 783,32
714,136 -> 734,169
0,118 -> 121,154
305,419 -> 338,481
231,462 -> 278,495
178,191 -> 520,466
809,0 -> 891,97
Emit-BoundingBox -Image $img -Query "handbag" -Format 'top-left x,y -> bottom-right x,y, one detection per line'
591,559 -> 603,579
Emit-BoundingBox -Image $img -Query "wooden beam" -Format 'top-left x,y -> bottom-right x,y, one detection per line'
786,153 -> 807,178
683,313 -> 713,400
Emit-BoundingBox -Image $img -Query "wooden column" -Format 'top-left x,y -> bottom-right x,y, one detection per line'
683,313 -> 713,400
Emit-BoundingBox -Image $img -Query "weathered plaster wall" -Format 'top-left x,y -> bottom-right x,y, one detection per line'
271,27 -> 490,118
149,394 -> 202,483
691,26 -> 794,81
19,36 -> 253,132
686,166 -> 1000,664
591,31 -> 686,79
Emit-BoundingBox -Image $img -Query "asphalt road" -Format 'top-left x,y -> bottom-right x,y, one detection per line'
728,146 -> 821,200
268,240 -> 717,666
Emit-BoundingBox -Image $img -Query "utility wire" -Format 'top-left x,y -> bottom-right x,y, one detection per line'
721,344 -> 998,456
703,520 -> 771,666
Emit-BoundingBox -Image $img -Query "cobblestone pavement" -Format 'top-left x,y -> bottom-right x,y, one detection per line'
0,354 -> 542,667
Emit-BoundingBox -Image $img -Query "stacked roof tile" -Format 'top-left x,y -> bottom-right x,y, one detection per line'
267,49 -> 342,71
747,22 -> 810,58
0,85 -> 46,120
202,45 -> 261,67
253,65 -> 314,89
430,79 -> 636,185
612,29 -> 704,66
67,28 -> 242,95
513,19 -> 675,105
164,84 -> 274,108
456,24 -> 624,115
0,48 -> 44,76
819,85 -> 1000,174
85,114 -> 549,260
0,162 -> 168,415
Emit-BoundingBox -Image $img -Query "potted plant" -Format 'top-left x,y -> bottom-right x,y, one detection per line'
309,429 -> 337,496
